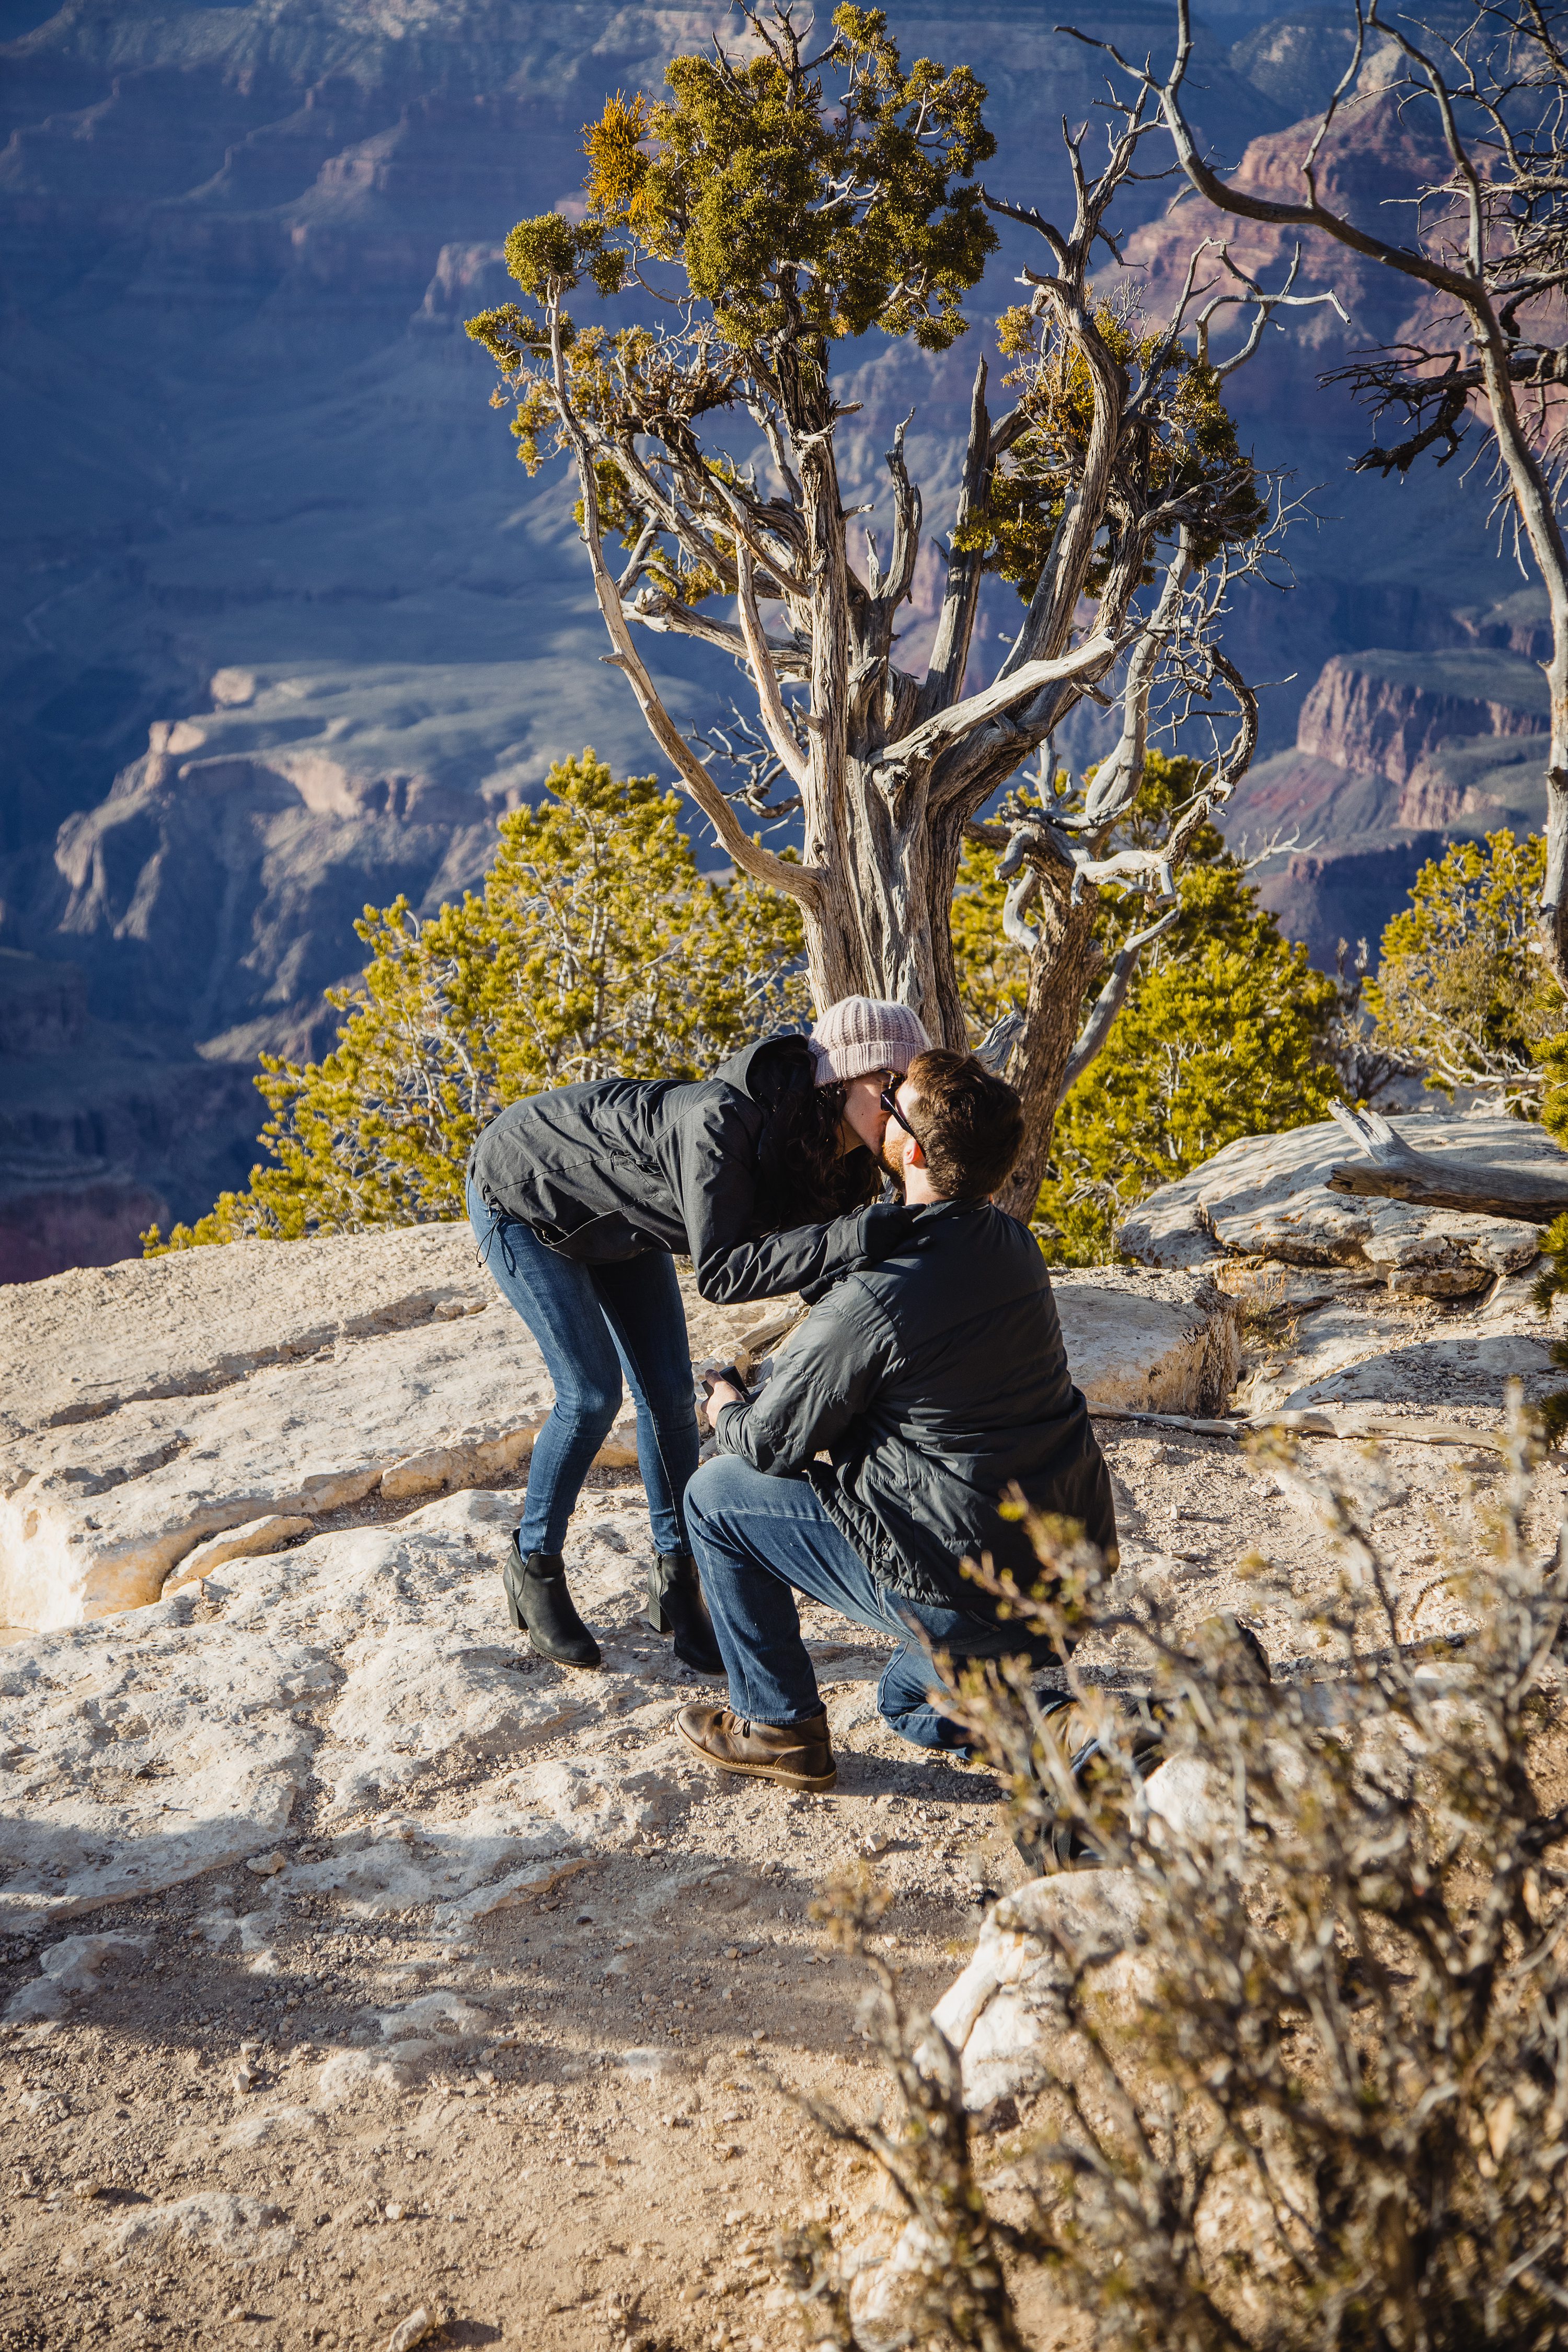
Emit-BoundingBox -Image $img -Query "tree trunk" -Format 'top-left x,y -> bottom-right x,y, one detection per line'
1541,628 -> 1568,991
994,889 -> 1102,1220
1470,332 -> 1568,996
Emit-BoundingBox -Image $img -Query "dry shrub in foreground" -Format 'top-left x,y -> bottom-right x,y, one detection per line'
790,1392 -> 1568,2350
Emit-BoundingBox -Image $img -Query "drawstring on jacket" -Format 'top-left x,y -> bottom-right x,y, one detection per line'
469,1172 -> 520,1279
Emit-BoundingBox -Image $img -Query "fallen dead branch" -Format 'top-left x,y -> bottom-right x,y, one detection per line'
1089,1402 -> 1504,1451
1325,1101 -> 1568,1224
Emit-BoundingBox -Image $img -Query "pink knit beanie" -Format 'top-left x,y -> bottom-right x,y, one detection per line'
809,996 -> 930,1087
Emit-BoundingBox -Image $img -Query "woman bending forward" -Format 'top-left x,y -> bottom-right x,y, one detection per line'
466,996 -> 929,1673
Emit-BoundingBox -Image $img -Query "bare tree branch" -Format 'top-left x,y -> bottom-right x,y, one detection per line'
732,537 -> 811,790
547,305 -> 816,905
1059,904 -> 1182,1098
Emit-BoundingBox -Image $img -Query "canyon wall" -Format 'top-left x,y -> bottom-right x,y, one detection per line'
1217,627 -> 1552,967
0,0 -> 1553,1273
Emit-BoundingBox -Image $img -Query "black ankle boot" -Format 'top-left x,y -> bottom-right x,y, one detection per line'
503,1536 -> 601,1669
647,1550 -> 725,1677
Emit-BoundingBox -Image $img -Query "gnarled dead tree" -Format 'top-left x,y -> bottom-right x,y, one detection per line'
1130,0 -> 1568,992
468,7 -> 1332,1212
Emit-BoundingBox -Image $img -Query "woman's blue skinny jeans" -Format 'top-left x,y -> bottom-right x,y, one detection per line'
466,1172 -> 700,1558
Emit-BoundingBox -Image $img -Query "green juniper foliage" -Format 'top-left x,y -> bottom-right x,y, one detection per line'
958,294 -> 1267,601
470,6 -> 996,389
467,5 -> 998,552
144,753 -> 809,1251
1367,829 -> 1558,1113
1356,827 -> 1568,1436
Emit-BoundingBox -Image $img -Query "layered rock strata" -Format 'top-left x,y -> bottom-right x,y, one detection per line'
1120,1112 -> 1555,1297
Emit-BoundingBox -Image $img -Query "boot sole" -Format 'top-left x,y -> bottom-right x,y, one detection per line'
676,1712 -> 836,1792
527,1634 -> 601,1670
502,1560 -> 601,1669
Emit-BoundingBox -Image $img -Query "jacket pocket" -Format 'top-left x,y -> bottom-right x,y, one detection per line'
542,1210 -> 653,1263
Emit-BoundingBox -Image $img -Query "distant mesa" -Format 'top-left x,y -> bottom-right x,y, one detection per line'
0,946 -> 255,1287
0,0 -> 1555,1279
1220,603 -> 1553,968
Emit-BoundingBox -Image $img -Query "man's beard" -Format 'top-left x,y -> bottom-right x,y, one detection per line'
879,1131 -> 907,1193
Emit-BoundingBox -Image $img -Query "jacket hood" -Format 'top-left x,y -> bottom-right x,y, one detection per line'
712,1030 -> 815,1113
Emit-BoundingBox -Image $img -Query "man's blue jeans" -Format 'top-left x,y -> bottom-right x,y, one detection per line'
467,1173 -> 700,1557
684,1454 -> 1054,1751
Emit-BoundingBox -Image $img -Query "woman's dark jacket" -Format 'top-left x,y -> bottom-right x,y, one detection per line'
712,1198 -> 1116,1620
468,1034 -> 907,1306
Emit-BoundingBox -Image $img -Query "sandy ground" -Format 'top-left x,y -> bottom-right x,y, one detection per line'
0,1276 -> 1561,2352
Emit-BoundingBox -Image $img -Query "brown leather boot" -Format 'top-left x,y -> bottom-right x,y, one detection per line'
676,1701 -> 836,1793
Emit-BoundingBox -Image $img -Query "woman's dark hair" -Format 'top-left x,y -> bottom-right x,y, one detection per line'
766,1076 -> 879,1221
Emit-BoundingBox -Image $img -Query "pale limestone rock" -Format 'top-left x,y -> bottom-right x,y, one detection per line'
316,2049 -> 416,2103
1120,1113 -> 1552,1293
927,1755 -> 1233,2111
1213,1263 -> 1382,1313
380,1425 -> 540,1500
1,1219 -> 651,1627
386,2309 -> 442,2352
1239,1281 -> 1558,1417
0,1488 -> 702,1929
847,2218 -> 945,2352
0,1221 -> 491,1449
0,1595 -> 324,1929
1053,1269 -> 1240,1416
112,2192 -> 295,2261
929,1869 -> 1156,2110
1145,1755 -> 1232,1846
0,1296 -> 553,1627
4,1931 -> 148,2021
163,1514 -> 313,1594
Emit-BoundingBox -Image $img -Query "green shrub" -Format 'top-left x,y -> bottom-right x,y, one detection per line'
1368,829 -> 1557,1111
144,751 -> 809,1250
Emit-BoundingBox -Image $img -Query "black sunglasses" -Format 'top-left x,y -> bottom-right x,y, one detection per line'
879,1083 -> 920,1142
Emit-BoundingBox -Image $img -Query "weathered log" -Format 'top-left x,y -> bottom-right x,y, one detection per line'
1088,1400 -> 1501,1451
1324,1102 -> 1568,1225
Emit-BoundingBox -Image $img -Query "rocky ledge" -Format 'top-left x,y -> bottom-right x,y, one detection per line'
1,1228 -> 1238,1633
0,1161 -> 1554,2351
1119,1110 -> 1557,1296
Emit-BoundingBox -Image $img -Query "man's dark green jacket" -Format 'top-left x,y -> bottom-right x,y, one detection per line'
713,1197 -> 1116,1619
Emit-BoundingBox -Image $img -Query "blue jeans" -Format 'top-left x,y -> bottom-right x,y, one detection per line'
684,1454 -> 1055,1751
467,1173 -> 700,1557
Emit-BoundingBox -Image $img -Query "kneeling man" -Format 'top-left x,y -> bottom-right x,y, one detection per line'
677,1048 -> 1116,1793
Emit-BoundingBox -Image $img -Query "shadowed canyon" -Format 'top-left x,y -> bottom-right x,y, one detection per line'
0,0 -> 1554,1274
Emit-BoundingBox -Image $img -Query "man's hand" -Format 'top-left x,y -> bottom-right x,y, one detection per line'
702,1377 -> 744,1430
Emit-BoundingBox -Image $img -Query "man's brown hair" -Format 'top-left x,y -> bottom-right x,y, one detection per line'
901,1049 -> 1025,1201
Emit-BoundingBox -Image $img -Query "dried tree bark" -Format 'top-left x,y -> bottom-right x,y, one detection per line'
1325,1101 -> 1568,1220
